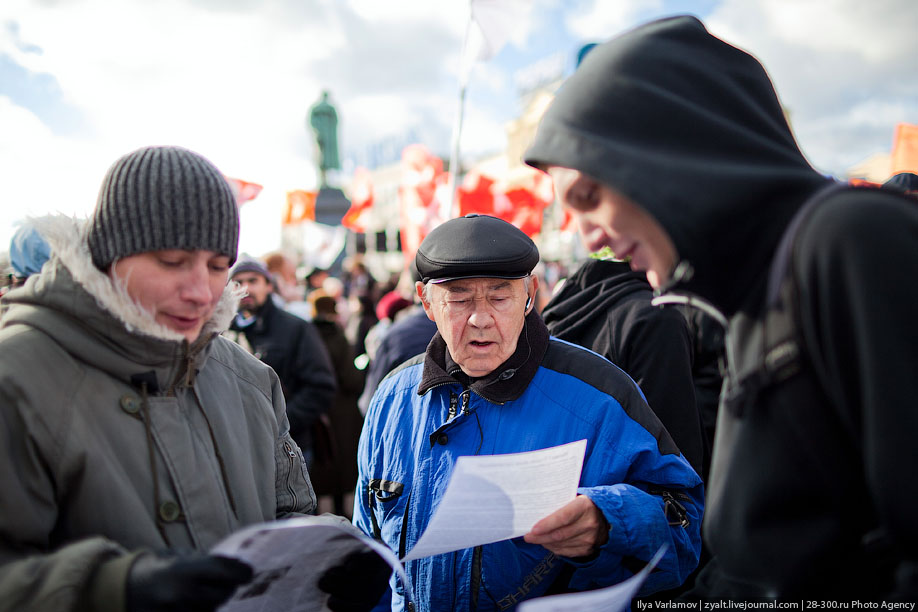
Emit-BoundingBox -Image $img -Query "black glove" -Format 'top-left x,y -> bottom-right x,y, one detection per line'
126,551 -> 254,612
317,548 -> 392,612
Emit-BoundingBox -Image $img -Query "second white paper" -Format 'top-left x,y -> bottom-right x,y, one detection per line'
401,439 -> 587,562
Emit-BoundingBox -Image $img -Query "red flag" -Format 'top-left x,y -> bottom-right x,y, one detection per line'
342,167 -> 375,233
504,187 -> 545,237
457,172 -> 497,217
457,167 -> 554,238
282,190 -> 317,225
891,123 -> 918,174
225,177 -> 263,207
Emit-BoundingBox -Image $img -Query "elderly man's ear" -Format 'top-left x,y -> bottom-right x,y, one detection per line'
416,280 -> 435,321
525,276 -> 539,314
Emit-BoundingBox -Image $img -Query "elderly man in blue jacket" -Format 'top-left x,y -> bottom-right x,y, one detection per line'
340,214 -> 702,612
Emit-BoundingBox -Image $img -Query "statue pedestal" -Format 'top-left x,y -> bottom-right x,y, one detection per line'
314,187 -> 351,226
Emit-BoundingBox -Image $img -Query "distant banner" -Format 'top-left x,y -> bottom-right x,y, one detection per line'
283,190 -> 317,225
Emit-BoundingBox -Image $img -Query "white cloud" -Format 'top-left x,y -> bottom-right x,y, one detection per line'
707,0 -> 918,175
564,0 -> 664,42
0,95 -> 107,247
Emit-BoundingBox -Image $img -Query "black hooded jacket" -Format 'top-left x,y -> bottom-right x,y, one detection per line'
542,259 -> 708,478
526,15 -> 918,600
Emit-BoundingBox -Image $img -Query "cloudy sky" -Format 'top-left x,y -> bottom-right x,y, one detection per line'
2,0 -> 916,256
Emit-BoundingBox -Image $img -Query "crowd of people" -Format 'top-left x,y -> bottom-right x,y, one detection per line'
1,13 -> 917,612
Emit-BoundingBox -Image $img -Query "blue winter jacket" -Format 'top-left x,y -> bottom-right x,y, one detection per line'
354,312 -> 703,611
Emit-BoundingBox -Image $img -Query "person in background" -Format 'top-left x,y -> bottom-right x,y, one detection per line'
362,289 -> 413,363
305,267 -> 330,297
227,257 -> 337,467
346,292 -> 379,362
341,254 -> 377,300
307,289 -> 366,519
883,171 -> 918,198
263,250 -> 312,320
525,15 -> 918,599
340,214 -> 703,611
0,145 -> 317,611
1,222 -> 52,309
263,251 -> 300,303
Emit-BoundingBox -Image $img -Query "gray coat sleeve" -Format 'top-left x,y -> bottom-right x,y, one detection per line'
0,385 -> 133,612
0,538 -> 134,612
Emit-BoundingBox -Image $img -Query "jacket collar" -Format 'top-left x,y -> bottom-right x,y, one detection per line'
3,215 -> 244,392
418,310 -> 549,404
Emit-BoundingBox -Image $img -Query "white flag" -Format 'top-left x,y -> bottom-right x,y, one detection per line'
470,0 -> 533,60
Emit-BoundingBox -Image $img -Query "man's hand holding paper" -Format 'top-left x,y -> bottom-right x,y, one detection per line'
524,494 -> 610,559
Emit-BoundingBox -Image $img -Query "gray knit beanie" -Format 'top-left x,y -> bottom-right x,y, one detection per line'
87,146 -> 239,270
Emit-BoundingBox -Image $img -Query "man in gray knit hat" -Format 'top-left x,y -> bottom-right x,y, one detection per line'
0,146 -> 322,612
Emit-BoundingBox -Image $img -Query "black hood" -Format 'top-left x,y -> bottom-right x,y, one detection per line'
525,15 -> 829,316
542,259 -> 649,343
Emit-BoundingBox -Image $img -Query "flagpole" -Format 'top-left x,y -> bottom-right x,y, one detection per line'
445,3 -> 474,221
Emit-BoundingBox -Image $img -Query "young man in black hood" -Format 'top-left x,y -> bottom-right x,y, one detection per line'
526,15 -> 918,601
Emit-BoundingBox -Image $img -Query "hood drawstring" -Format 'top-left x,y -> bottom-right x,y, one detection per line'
169,338 -> 210,391
184,352 -> 195,387
140,381 -> 173,546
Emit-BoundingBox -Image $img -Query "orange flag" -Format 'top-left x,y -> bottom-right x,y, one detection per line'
890,123 -> 918,174
283,190 -> 317,225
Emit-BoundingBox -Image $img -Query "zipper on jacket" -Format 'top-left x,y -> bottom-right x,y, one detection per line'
470,545 -> 483,611
647,487 -> 690,527
398,490 -> 413,558
283,440 -> 299,510
448,393 -> 458,419
399,491 -> 416,611
460,389 -> 471,414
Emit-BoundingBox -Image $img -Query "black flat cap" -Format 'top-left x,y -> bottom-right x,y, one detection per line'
415,214 -> 539,284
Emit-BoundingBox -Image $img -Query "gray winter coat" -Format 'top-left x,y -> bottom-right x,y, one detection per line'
0,217 -> 316,612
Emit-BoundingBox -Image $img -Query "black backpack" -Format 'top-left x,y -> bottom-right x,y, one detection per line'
721,182 -> 853,415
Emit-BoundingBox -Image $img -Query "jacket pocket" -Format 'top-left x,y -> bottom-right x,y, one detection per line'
366,478 -> 404,540
275,434 -> 317,515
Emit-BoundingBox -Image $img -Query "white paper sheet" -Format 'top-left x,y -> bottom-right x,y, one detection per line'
211,516 -> 411,612
401,439 -> 587,562
516,545 -> 668,612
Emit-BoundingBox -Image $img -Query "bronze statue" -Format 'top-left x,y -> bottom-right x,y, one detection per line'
309,90 -> 340,186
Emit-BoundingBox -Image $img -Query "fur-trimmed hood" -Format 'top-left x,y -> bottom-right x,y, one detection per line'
1,215 -> 244,391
